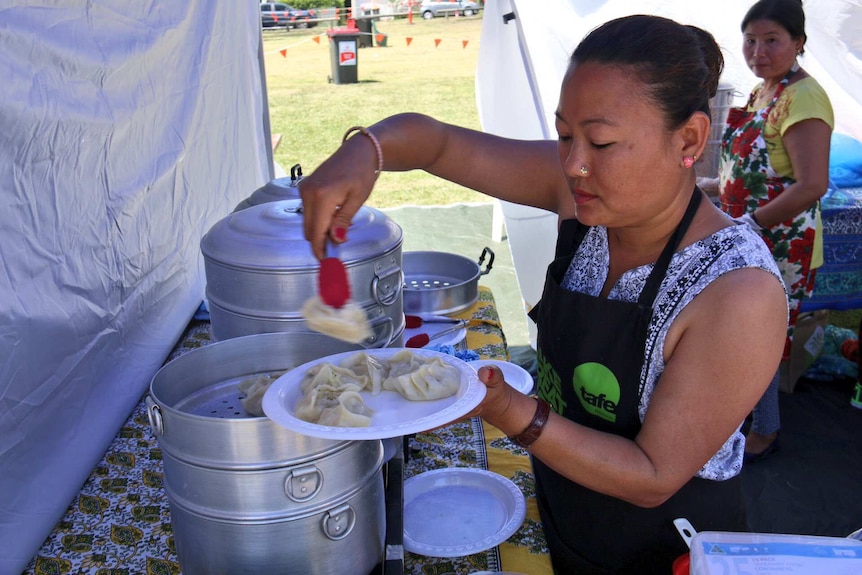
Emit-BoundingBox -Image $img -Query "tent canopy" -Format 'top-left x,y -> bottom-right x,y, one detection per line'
0,1 -> 271,572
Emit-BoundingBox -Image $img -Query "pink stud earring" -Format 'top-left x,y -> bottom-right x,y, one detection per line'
683,156 -> 695,169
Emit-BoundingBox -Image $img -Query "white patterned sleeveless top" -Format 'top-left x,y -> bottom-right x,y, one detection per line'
561,223 -> 785,480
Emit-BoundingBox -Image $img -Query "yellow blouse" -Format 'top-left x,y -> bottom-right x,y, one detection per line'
749,76 -> 835,178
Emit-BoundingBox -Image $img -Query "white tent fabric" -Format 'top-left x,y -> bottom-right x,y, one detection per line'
0,2 -> 271,572
477,0 -> 862,347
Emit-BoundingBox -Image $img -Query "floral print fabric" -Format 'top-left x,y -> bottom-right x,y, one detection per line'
719,73 -> 818,356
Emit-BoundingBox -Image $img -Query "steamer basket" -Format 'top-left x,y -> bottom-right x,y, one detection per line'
147,331 -> 387,575
161,439 -> 383,519
147,331 -> 366,467
402,248 -> 494,315
168,468 -> 385,575
202,199 -> 404,345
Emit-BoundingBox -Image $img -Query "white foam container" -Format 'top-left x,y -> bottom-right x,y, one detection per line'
691,531 -> 862,574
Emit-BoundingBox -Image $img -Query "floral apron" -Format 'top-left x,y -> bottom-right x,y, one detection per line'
718,70 -> 818,357
527,190 -> 747,574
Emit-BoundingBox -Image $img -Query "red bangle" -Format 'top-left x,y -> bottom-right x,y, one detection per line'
508,398 -> 551,448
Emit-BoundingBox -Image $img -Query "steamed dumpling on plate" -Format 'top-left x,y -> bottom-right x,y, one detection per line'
383,357 -> 461,401
300,362 -> 366,395
339,351 -> 388,395
316,390 -> 374,427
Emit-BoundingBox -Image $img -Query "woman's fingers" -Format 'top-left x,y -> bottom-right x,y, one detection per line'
300,139 -> 379,260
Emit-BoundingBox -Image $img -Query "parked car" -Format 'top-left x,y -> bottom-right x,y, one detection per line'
260,3 -> 318,29
419,0 -> 481,19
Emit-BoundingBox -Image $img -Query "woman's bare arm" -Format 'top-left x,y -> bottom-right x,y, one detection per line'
299,113 -> 567,259
476,267 -> 787,507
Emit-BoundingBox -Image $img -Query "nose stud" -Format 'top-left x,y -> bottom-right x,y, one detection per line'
579,166 -> 589,176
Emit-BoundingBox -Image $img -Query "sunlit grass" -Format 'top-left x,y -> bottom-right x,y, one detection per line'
262,15 -> 490,208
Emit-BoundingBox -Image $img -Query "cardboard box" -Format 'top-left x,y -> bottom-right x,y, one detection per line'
779,309 -> 829,393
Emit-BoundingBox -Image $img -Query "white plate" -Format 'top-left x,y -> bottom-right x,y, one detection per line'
468,359 -> 534,395
262,348 -> 485,440
403,468 -> 527,558
404,322 -> 467,348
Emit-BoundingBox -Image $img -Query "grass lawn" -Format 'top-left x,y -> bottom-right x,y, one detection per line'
261,15 -> 489,208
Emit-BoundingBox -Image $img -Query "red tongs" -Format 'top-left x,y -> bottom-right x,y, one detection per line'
319,240 -> 350,308
404,315 -> 463,329
404,319 -> 468,348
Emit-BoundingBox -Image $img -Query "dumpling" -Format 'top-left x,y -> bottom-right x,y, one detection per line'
339,352 -> 388,395
300,295 -> 373,344
384,349 -> 427,380
238,371 -> 285,417
294,383 -> 344,423
383,357 -> 461,401
316,390 -> 374,427
300,363 -> 366,395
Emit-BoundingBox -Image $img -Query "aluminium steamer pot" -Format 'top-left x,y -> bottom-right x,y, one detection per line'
201,199 -> 405,345
402,247 -> 494,315
147,332 -> 386,575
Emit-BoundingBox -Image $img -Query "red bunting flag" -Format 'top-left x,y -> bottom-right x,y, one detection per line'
434,38 -> 441,47
406,37 -> 413,46
279,48 -> 287,58
462,40 -> 469,48
312,36 -> 320,44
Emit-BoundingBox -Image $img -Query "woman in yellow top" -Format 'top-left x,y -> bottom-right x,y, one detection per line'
714,0 -> 834,461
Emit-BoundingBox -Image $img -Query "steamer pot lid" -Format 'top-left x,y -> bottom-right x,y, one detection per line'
201,199 -> 403,268
247,176 -> 301,206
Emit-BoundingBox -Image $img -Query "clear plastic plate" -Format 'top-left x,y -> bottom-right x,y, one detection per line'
404,468 -> 527,558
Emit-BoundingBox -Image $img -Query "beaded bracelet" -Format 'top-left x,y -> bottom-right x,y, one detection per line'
342,126 -> 383,176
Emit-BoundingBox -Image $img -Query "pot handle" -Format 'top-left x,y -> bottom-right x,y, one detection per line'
284,465 -> 324,502
363,315 -> 395,348
371,259 -> 402,307
478,247 -> 495,276
145,396 -> 164,436
322,503 -> 356,541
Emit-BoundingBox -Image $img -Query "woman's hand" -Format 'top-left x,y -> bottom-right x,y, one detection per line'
464,365 -> 514,420
299,133 -> 381,260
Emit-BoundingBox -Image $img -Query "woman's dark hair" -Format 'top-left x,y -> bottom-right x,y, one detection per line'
742,0 -> 807,53
570,15 -> 724,131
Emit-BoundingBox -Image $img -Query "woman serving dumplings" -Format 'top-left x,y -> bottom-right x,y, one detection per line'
298,14 -> 789,574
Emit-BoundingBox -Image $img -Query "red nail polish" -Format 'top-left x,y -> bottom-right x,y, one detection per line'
334,227 -> 347,241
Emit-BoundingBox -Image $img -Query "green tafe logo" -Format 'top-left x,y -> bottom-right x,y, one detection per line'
572,362 -> 619,423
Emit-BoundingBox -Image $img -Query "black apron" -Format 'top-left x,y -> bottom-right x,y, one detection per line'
528,189 -> 747,574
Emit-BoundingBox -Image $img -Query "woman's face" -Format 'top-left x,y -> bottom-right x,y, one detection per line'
554,62 -> 681,228
743,18 -> 803,81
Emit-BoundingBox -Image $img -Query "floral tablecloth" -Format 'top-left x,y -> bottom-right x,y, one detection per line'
24,286 -> 552,575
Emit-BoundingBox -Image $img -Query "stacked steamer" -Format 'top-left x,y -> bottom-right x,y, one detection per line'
146,174 -> 406,574
201,198 -> 405,346
147,333 -> 386,574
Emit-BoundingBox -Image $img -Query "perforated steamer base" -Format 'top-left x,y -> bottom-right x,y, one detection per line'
173,372 -> 285,419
